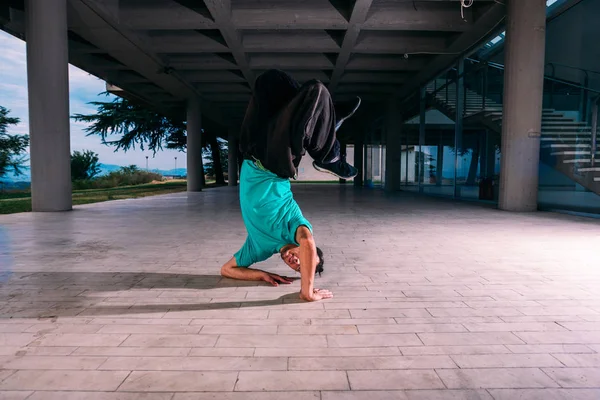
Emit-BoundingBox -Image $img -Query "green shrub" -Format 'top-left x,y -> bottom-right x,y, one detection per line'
72,167 -> 163,190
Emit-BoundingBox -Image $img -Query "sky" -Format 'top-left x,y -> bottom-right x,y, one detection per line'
0,30 -> 187,171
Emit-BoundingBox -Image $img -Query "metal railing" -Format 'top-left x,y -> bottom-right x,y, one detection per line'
426,58 -> 600,122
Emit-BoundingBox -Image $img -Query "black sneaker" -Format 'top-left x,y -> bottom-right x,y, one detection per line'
335,96 -> 361,132
313,155 -> 358,180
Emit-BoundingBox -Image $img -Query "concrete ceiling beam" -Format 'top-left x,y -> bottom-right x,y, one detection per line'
194,83 -> 252,93
353,32 -> 453,54
249,54 -> 335,70
364,2 -> 474,31
145,31 -> 230,53
178,70 -> 246,83
345,55 -> 430,71
201,0 -> 255,89
340,72 -> 408,84
242,31 -> 341,53
118,1 -> 216,30
328,0 -> 374,92
231,1 -> 348,30
70,0 -> 232,128
164,54 -> 239,70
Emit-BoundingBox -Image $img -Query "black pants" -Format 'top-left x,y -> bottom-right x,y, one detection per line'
239,69 -> 340,179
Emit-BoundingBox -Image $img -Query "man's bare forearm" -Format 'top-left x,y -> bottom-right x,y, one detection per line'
298,237 -> 317,297
221,265 -> 266,281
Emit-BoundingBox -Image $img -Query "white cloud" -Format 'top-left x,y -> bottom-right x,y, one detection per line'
0,30 -> 189,170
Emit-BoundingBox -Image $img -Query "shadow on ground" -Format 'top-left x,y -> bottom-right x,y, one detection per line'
0,272 -> 302,319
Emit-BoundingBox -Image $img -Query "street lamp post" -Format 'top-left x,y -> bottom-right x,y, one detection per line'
174,157 -> 177,175
145,156 -> 149,171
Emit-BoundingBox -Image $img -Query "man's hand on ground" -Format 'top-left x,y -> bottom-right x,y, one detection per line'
300,288 -> 333,302
262,272 -> 294,286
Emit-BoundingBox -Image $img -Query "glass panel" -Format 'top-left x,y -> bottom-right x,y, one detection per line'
537,0 -> 600,214
364,145 -> 373,187
421,76 -> 456,197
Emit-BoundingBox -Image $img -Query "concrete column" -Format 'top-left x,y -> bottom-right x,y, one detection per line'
25,0 -> 71,211
353,141 -> 364,187
228,130 -> 238,186
186,98 -> 203,192
499,0 -> 546,211
385,98 -> 401,192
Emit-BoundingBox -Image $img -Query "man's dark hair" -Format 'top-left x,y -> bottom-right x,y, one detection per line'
316,247 -> 324,276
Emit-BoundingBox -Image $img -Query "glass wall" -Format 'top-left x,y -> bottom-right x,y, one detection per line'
421,69 -> 457,197
364,0 -> 600,215
536,0 -> 600,214
365,144 -> 385,188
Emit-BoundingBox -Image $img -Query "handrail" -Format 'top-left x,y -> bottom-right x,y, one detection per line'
546,62 -> 600,79
429,58 -> 600,100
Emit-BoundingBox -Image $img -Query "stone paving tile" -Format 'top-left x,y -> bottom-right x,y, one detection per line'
506,344 -> 595,354
254,347 -> 402,357
99,356 -> 288,371
552,353 -> 600,367
558,322 -> 600,331
450,354 -> 564,368
463,322 -> 566,332
120,334 -> 218,348
199,325 -> 278,334
357,324 -> 467,333
277,325 -> 358,334
542,368 -> 600,388
405,390 -> 493,400
515,331 -> 600,344
28,333 -> 129,347
0,370 -> 130,391
0,334 -> 35,347
97,324 -> 202,334
216,334 -> 328,348
289,355 -> 457,370
347,370 -> 445,390
0,355 -> 107,370
400,345 -> 511,356
235,371 -> 349,391
119,371 -> 238,392
2,187 -> 600,397
322,392 -> 410,400
436,368 -> 559,389
73,346 -> 193,357
487,389 -> 600,400
327,333 -> 422,347
0,346 -> 76,356
324,390 -> 494,400
417,332 -> 524,346
173,393 -> 320,400
27,393 -> 173,400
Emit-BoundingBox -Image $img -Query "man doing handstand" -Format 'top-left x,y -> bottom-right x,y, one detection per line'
220,69 -> 360,302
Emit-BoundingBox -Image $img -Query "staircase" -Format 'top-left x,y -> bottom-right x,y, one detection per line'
426,80 -> 600,194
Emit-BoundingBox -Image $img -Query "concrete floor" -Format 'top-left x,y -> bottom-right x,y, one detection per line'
1,185 -> 600,399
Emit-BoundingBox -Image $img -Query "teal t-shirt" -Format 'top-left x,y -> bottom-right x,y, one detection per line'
234,159 -> 313,267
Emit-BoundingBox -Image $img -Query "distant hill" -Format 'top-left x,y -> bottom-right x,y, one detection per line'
99,164 -> 187,177
0,168 -> 31,183
1,164 -> 187,184
0,181 -> 30,190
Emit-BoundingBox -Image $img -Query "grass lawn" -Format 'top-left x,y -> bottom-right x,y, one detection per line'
0,179 -> 347,215
0,181 -> 205,215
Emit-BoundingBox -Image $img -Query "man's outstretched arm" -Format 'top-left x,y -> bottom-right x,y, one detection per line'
296,226 -> 333,301
220,257 -> 293,286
